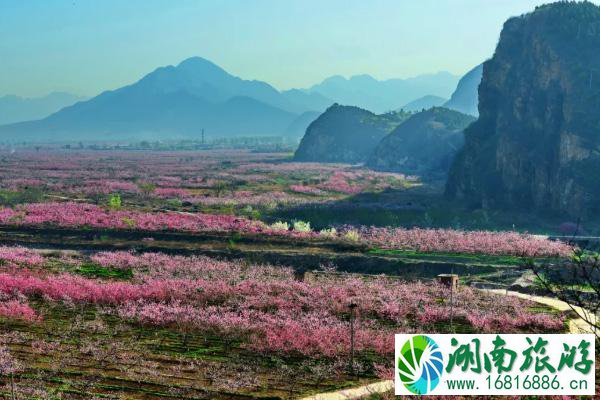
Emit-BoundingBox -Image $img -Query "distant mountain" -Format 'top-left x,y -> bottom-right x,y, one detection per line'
0,92 -> 86,125
443,64 -> 483,116
294,104 -> 411,163
401,95 -> 447,112
0,92 -> 297,141
285,111 -> 321,138
0,57 -> 318,141
135,57 -> 303,113
280,89 -> 333,113
367,107 -> 475,178
302,72 -> 459,114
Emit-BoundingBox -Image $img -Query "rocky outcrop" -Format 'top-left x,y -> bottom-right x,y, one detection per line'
367,107 -> 475,177
446,2 -> 600,217
294,104 -> 410,163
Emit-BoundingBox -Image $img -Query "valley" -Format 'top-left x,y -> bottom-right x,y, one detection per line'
2,1 -> 600,399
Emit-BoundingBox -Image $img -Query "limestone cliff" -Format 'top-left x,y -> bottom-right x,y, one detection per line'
446,2 -> 600,216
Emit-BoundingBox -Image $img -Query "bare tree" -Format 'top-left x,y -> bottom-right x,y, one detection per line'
529,250 -> 600,339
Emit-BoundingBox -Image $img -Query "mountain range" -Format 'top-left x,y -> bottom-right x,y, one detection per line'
0,58 -> 318,141
301,72 -> 459,114
0,57 -> 467,142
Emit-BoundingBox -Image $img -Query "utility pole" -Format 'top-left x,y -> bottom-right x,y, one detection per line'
201,128 -> 205,145
450,266 -> 454,332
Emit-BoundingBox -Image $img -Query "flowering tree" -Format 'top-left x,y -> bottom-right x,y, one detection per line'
0,202 -> 574,257
0,245 -> 576,397
0,247 -> 567,359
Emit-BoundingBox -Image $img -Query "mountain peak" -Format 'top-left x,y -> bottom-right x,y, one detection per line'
349,74 -> 377,83
177,56 -> 225,72
134,56 -> 235,99
173,57 -> 231,82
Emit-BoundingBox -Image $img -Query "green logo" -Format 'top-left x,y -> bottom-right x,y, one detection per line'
397,335 -> 444,394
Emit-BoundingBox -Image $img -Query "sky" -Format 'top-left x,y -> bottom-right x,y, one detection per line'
0,0 -> 594,98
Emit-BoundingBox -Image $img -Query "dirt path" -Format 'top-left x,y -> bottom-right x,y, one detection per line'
298,380 -> 393,400
298,289 -> 595,400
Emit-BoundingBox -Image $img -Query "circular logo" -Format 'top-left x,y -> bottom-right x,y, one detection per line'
397,335 -> 444,395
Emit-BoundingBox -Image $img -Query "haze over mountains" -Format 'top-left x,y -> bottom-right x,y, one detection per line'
4,1 -> 599,223
0,92 -> 86,125
401,95 -> 448,112
0,57 -> 472,142
301,72 -> 459,114
292,67 -> 481,169
0,58 -> 306,141
443,64 -> 483,116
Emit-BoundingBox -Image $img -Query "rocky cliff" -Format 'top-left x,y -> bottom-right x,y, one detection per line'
446,2 -> 600,217
294,104 -> 410,163
367,107 -> 474,177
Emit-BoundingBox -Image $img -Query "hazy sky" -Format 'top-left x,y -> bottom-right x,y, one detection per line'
1,0 -> 592,97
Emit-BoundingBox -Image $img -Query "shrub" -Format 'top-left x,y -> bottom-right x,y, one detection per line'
166,199 -> 183,209
319,228 -> 337,238
108,194 -> 122,209
122,217 -> 136,228
138,182 -> 156,196
293,220 -> 311,233
344,230 -> 360,242
271,221 -> 290,231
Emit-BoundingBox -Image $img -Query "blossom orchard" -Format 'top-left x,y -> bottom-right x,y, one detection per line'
0,248 -> 565,359
0,202 -> 573,257
357,226 -> 573,257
